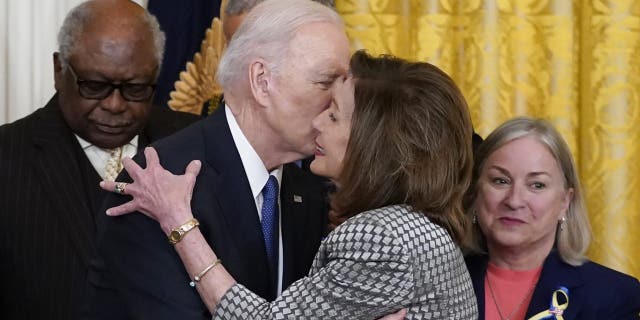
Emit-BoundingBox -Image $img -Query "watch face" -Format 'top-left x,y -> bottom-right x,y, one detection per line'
169,230 -> 181,243
168,219 -> 199,244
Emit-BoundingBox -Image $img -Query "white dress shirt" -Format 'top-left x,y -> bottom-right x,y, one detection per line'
225,105 -> 284,295
75,134 -> 139,180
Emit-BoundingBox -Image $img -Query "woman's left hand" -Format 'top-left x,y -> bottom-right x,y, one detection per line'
99,147 -> 202,235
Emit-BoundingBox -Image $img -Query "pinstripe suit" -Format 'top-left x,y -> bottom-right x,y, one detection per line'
0,95 -> 197,320
214,204 -> 478,320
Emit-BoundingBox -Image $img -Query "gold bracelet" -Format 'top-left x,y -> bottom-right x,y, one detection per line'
189,259 -> 222,287
167,218 -> 199,245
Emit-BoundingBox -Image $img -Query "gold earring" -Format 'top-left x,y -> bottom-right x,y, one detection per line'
559,216 -> 566,231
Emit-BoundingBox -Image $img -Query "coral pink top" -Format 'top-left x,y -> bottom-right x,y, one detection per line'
484,262 -> 542,320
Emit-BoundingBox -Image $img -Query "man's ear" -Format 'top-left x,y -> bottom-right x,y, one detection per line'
248,58 -> 272,107
53,52 -> 63,91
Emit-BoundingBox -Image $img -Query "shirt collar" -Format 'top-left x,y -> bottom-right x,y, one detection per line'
74,134 -> 138,151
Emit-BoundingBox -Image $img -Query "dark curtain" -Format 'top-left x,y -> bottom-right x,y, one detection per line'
148,0 -> 222,108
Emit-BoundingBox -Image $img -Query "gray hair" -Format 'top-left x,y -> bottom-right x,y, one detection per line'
224,0 -> 335,15
465,117 -> 591,266
217,0 -> 343,94
57,1 -> 166,70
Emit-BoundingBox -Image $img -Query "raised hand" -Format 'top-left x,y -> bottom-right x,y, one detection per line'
99,147 -> 202,234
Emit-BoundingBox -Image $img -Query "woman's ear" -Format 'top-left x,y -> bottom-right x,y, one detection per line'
248,58 -> 272,107
561,187 -> 574,216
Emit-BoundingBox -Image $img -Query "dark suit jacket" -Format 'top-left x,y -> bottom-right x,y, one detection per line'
0,95 -> 197,320
466,251 -> 640,320
89,106 -> 328,319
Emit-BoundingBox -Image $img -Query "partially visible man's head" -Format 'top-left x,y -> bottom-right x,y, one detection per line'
222,0 -> 336,44
218,0 -> 350,165
54,0 -> 166,149
225,0 -> 334,16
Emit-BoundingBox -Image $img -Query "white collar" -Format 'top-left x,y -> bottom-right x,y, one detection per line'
75,134 -> 138,150
73,134 -> 139,180
225,105 -> 282,198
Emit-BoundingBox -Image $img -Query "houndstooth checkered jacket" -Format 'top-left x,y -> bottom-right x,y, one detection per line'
213,204 -> 478,319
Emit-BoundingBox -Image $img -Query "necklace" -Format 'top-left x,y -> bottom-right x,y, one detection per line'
486,274 -> 536,320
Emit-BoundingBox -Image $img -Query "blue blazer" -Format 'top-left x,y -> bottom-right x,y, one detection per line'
87,106 -> 329,320
466,251 -> 640,320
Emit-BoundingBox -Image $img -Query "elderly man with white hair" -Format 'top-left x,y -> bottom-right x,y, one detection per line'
88,0 -> 347,319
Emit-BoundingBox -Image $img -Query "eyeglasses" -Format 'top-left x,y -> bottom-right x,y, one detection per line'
67,64 -> 157,102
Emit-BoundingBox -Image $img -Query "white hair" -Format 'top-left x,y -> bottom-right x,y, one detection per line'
225,0 -> 335,15
217,0 -> 343,94
57,1 -> 165,70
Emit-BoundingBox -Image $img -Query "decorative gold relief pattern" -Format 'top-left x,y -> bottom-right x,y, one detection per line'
338,0 -> 579,148
338,0 -> 640,279
579,0 -> 640,278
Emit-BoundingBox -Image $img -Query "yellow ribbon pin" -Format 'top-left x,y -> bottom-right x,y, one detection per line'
528,287 -> 569,320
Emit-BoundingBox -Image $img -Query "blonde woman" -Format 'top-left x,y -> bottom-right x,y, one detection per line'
465,117 -> 640,320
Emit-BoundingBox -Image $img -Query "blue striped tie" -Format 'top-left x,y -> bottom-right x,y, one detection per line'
261,175 -> 279,290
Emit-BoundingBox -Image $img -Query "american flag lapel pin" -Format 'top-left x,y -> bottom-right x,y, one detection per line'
293,195 -> 303,203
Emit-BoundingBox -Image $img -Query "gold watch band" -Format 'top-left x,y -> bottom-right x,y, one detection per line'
168,218 -> 200,245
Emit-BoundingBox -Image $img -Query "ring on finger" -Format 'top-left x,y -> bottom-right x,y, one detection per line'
114,182 -> 128,195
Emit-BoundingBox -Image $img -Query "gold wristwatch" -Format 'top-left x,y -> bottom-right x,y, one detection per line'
168,218 -> 200,245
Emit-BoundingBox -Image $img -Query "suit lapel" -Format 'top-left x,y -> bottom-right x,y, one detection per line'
280,164 -> 321,288
526,251 -> 583,320
80,148 -> 107,219
466,255 -> 488,319
193,108 -> 273,299
31,97 -> 97,267
138,128 -> 150,150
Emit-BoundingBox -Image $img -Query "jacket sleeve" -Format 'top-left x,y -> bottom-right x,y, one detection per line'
213,217 -> 414,320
